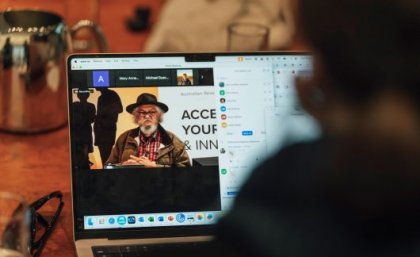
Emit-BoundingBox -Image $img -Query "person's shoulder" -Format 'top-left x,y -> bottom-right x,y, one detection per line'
240,137 -> 335,193
264,137 -> 333,169
163,129 -> 182,142
116,128 -> 138,141
215,138 -> 337,257
160,128 -> 185,147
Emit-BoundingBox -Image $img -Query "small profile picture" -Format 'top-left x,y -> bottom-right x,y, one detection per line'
220,98 -> 226,103
220,148 -> 226,154
221,114 -> 227,120
219,82 -> 225,87
177,69 -> 193,86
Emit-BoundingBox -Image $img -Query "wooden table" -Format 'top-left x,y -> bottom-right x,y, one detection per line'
0,128 -> 75,256
0,1 -> 165,256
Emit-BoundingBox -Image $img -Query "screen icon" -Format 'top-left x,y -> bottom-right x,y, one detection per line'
219,90 -> 225,96
127,216 -> 136,224
138,217 -> 145,223
219,82 -> 225,87
197,213 -> 204,221
221,168 -> 227,175
176,213 -> 186,223
168,215 -> 174,222
108,217 -> 115,225
148,216 -> 155,222
158,216 -> 164,222
220,106 -> 226,112
206,213 -> 214,220
187,215 -> 195,222
87,217 -> 93,226
117,216 -> 126,225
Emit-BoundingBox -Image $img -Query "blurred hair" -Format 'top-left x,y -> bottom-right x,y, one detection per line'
297,0 -> 420,105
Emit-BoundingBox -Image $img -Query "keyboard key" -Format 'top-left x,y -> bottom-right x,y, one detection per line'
120,245 -> 137,253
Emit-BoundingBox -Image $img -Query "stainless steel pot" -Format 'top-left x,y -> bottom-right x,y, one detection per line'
0,9 -> 108,133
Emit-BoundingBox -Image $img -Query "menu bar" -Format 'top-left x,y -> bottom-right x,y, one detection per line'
71,57 -> 211,70
70,55 -> 310,70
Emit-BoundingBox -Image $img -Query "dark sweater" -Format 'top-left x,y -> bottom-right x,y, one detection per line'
213,138 -> 420,257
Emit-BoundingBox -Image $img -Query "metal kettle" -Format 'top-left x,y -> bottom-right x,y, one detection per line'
0,9 -> 108,133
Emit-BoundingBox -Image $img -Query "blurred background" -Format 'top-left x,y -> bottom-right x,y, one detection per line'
0,0 -> 298,53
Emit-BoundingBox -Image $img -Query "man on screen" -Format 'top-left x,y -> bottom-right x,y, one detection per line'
181,73 -> 192,86
106,93 -> 191,167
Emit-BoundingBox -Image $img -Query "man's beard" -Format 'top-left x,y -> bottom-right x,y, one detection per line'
140,124 -> 158,136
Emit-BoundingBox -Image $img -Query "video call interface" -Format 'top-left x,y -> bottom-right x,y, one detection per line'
68,55 -> 318,231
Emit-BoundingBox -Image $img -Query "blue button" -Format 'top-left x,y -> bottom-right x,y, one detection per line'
117,216 -> 127,225
176,213 -> 186,223
242,131 -> 253,136
92,71 -> 110,87
227,191 -> 238,196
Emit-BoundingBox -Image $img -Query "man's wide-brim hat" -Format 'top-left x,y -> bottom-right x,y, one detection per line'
126,93 -> 169,114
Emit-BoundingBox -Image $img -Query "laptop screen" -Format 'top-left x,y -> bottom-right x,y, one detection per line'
67,53 -> 319,234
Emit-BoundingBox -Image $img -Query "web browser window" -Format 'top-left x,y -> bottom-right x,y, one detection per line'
68,53 -> 318,231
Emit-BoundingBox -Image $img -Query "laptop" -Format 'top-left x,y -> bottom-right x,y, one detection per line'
66,52 -> 318,257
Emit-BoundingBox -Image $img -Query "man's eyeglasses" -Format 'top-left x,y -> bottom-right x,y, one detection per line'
135,111 -> 158,118
29,191 -> 64,257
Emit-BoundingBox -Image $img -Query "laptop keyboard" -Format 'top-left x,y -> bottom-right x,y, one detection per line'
92,241 -> 211,257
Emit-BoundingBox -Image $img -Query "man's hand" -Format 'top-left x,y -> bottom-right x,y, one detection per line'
121,155 -> 158,168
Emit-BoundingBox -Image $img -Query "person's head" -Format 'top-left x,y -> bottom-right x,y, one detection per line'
126,93 -> 168,136
77,91 -> 90,102
133,104 -> 163,136
183,73 -> 188,79
291,0 -> 420,246
294,0 -> 420,136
